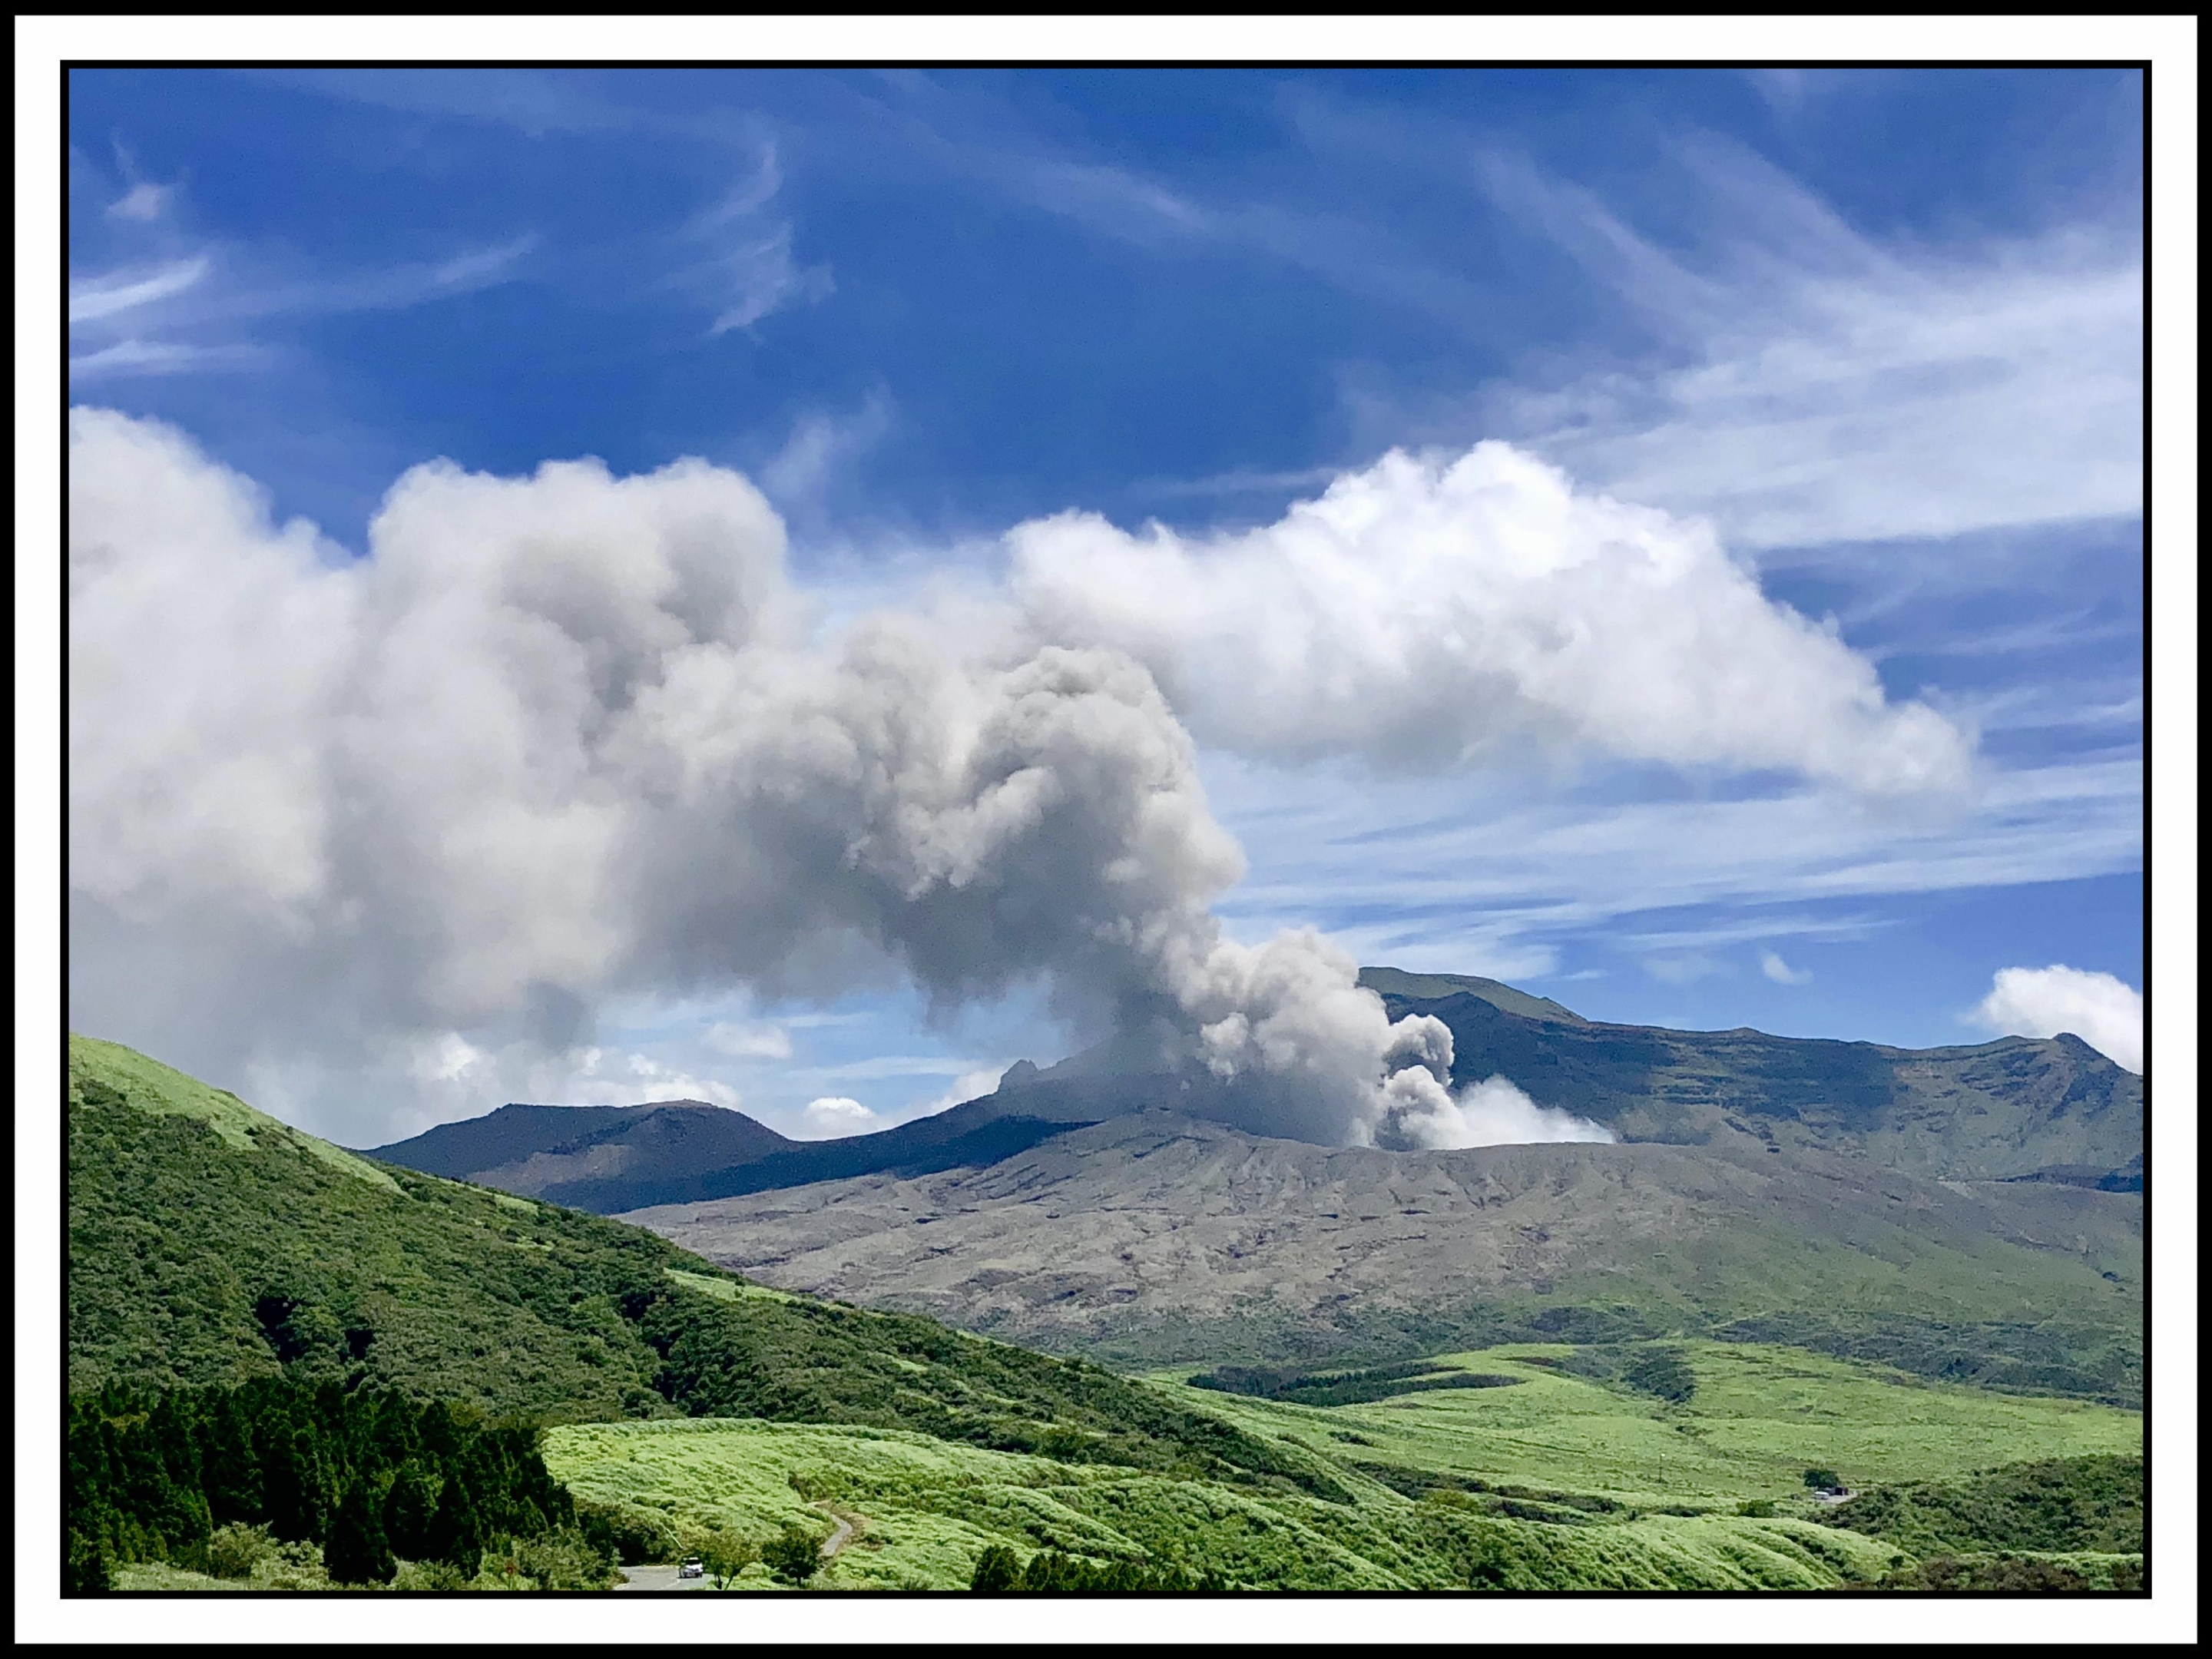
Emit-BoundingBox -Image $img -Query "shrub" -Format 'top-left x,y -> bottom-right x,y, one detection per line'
575,1498 -> 680,1567
206,1522 -> 276,1579
971,1545 -> 1021,1593
65,1530 -> 112,1595
509,1528 -> 621,1591
1803,1469 -> 1843,1491
1737,1500 -> 1777,1518
392,1558 -> 470,1591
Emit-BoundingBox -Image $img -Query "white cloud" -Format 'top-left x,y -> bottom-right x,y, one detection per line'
1472,140 -> 2141,553
913,1066 -> 1008,1118
1202,749 -> 2139,984
67,411 -> 1467,1151
1645,955 -> 1728,988
69,258 -> 210,323
1967,965 -> 2143,1072
1759,949 -> 1813,985
68,339 -> 263,382
106,180 -> 172,223
667,144 -> 833,336
704,1021 -> 793,1061
800,1096 -> 880,1137
1013,442 -> 1973,795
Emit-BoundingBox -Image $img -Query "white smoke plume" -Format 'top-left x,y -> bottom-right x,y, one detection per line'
68,411 -> 1956,1148
1010,442 -> 1972,794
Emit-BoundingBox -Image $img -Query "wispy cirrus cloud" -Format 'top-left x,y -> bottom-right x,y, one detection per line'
657,143 -> 833,335
1456,138 -> 2141,555
1204,748 -> 2141,981
67,171 -> 540,385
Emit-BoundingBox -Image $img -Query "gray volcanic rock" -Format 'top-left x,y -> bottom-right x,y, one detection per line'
1375,986 -> 2143,1183
621,1111 -> 2141,1362
363,968 -> 2145,1216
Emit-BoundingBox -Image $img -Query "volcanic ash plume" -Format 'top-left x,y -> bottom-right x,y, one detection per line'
68,409 -> 1607,1148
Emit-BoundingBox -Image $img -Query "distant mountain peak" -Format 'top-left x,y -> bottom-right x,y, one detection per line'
1356,966 -> 1589,1025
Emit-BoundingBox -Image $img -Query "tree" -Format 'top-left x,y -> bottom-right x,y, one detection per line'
970,1545 -> 1020,1593
1803,1469 -> 1843,1492
382,1459 -> 441,1561
65,1529 -> 112,1595
702,1528 -> 759,1590
262,1424 -> 330,1544
326,1479 -> 396,1585
426,1474 -> 485,1568
763,1525 -> 823,1585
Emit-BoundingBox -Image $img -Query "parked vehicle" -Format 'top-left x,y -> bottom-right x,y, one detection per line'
680,1558 -> 704,1579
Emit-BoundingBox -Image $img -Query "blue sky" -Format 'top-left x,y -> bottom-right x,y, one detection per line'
65,67 -> 2145,1144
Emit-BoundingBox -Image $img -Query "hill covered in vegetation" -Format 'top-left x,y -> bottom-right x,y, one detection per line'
66,1034 -> 1334,1494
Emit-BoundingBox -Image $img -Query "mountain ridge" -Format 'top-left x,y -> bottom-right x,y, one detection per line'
360,969 -> 2144,1213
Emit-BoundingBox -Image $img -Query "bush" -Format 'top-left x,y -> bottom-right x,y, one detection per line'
971,1545 -> 1021,1593
1803,1469 -> 1843,1491
206,1522 -> 276,1579
1737,1500 -> 1777,1518
575,1498 -> 680,1567
763,1525 -> 823,1585
508,1528 -> 621,1591
392,1558 -> 470,1591
65,1530 -> 112,1594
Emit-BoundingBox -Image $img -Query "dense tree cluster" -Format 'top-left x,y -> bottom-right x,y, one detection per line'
1187,1360 -> 1520,1408
64,1377 -> 604,1591
969,1545 -> 1224,1594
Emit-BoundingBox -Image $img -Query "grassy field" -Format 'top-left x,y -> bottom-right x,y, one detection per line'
1157,1342 -> 2141,1509
540,1339 -> 2140,1591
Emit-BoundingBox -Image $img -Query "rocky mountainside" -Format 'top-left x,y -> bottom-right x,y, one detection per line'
1365,971 -> 2142,1185
623,1111 -> 2143,1400
366,968 -> 2144,1217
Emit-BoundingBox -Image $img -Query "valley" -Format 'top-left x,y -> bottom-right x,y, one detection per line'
65,1008 -> 2147,1594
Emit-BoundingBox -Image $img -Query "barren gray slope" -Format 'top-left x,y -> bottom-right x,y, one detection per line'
621,1111 -> 2141,1355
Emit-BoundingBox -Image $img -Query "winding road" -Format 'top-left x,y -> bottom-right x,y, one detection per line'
614,1505 -> 857,1591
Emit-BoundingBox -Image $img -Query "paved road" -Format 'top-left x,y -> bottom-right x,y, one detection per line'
615,1565 -> 716,1592
614,1509 -> 857,1592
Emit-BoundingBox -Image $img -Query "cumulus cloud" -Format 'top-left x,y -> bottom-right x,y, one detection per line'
1967,965 -> 2143,1073
800,1097 -> 881,1137
68,409 -> 1493,1149
68,411 -> 1960,1150
1010,443 -> 1972,795
1759,949 -> 1813,985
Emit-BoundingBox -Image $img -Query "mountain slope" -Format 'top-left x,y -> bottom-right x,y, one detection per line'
64,1034 -> 1353,1493
368,1100 -> 795,1205
367,1092 -> 1097,1214
1373,983 -> 2142,1184
359,969 -> 2144,1221
624,1111 -> 2142,1400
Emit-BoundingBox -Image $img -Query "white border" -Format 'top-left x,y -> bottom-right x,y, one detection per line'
16,13 -> 2198,1647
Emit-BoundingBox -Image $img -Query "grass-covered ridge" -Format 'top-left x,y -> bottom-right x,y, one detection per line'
1823,1455 -> 2144,1557
66,1034 -> 1330,1488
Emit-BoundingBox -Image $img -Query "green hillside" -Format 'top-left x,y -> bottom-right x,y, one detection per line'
65,1034 -> 1327,1491
68,1034 -> 2144,1594
533,1339 -> 2140,1591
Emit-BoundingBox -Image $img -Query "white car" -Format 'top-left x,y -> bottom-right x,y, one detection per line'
679,1558 -> 705,1579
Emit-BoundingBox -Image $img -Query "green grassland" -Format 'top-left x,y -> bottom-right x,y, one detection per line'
67,1035 -> 2147,1592
541,1340 -> 2139,1591
1152,1344 -> 2139,1509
